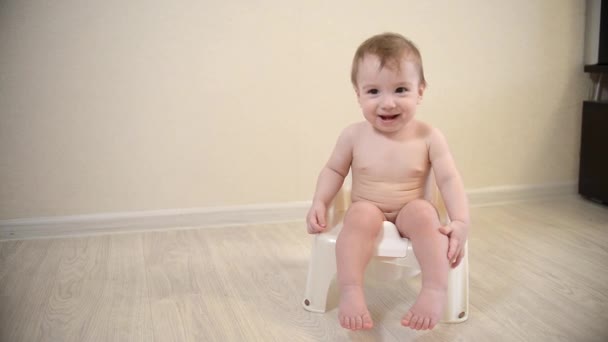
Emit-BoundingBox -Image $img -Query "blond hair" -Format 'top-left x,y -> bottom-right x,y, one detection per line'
351,32 -> 426,87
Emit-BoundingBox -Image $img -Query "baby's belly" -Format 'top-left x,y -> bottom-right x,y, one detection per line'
351,179 -> 425,222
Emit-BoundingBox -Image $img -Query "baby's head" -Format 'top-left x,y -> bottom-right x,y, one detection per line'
351,33 -> 427,134
351,32 -> 426,89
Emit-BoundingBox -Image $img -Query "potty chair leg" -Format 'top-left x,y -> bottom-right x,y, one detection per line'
441,243 -> 469,323
302,233 -> 338,313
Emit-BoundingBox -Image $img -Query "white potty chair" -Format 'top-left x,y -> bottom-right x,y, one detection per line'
302,173 -> 469,323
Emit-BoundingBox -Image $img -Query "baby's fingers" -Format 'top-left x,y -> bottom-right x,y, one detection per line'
307,221 -> 320,234
306,221 -> 315,234
447,237 -> 460,261
307,213 -> 326,234
438,225 -> 452,236
306,216 -> 319,234
316,210 -> 327,229
451,248 -> 465,268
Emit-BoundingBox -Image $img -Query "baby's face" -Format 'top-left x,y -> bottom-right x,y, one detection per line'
355,54 -> 425,134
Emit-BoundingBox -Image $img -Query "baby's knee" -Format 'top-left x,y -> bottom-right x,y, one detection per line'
344,201 -> 384,229
400,199 -> 439,227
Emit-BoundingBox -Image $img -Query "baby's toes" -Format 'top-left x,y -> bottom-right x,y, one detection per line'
409,314 -> 421,330
428,318 -> 439,330
346,317 -> 355,330
401,311 -> 414,327
415,316 -> 427,330
339,316 -> 348,329
352,317 -> 359,330
420,317 -> 431,330
362,313 -> 373,329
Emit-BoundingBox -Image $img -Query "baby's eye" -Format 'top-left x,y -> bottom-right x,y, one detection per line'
395,87 -> 409,93
366,89 -> 379,95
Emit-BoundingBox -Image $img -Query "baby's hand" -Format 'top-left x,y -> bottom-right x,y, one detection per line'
438,221 -> 468,267
306,201 -> 327,234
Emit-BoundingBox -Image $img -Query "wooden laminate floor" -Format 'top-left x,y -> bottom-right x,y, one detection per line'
1,196 -> 607,341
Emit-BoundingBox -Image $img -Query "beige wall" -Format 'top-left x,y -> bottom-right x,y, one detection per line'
0,0 -> 588,220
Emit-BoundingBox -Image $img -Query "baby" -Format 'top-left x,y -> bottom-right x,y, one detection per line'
306,33 -> 470,331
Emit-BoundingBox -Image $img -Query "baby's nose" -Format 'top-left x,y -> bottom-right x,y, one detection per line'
380,95 -> 396,109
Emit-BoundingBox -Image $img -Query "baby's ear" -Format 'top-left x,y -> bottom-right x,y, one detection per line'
417,84 -> 426,104
418,84 -> 426,97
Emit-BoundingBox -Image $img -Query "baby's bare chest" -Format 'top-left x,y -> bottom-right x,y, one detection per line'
351,138 -> 430,180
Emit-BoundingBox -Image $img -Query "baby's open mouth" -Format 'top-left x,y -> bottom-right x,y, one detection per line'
379,114 -> 400,121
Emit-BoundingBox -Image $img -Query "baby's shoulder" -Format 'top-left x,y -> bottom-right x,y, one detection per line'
344,121 -> 368,132
411,120 -> 438,138
410,120 -> 447,147
339,121 -> 368,139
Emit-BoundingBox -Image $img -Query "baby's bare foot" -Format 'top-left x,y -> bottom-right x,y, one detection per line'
401,287 -> 446,330
338,285 -> 374,330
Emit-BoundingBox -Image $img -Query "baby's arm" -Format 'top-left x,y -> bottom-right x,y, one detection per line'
306,125 -> 354,233
428,128 -> 470,266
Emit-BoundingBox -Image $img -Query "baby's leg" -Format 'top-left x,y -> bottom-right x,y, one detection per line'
336,201 -> 384,331
395,199 -> 449,330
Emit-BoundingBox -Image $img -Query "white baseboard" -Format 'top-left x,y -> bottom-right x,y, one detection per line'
0,182 -> 578,240
467,181 -> 577,207
0,202 -> 311,241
